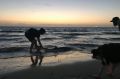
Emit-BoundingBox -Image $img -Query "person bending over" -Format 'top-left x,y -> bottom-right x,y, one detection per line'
25,28 -> 46,66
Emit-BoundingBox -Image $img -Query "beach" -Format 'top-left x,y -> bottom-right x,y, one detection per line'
1,51 -> 120,79
0,26 -> 120,79
1,0 -> 120,78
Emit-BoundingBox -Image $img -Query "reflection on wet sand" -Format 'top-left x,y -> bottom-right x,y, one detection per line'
0,51 -> 92,75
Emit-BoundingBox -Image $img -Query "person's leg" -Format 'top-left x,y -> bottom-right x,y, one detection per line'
33,40 -> 40,65
30,56 -> 35,64
30,40 -> 38,65
30,41 -> 35,65
30,40 -> 35,53
30,39 -> 38,52
33,39 -> 39,52
39,53 -> 44,66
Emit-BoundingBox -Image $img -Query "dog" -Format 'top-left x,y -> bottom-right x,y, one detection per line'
91,43 -> 120,76
110,17 -> 120,31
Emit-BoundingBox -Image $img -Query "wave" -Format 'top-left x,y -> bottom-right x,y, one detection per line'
94,37 -> 120,41
94,37 -> 110,40
102,31 -> 120,35
0,46 -> 75,59
0,47 -> 28,53
109,38 -> 120,40
0,26 -> 120,59
0,30 -> 24,33
0,37 -> 22,41
41,37 -> 62,40
0,46 -> 74,53
66,43 -> 99,51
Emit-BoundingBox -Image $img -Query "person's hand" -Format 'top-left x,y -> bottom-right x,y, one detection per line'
41,46 -> 47,50
38,46 -> 44,49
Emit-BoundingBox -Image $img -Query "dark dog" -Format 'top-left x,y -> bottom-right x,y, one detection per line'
91,43 -> 120,75
110,17 -> 120,31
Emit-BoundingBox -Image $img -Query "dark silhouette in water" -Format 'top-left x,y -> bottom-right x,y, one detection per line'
91,43 -> 120,76
110,17 -> 120,31
25,28 -> 46,66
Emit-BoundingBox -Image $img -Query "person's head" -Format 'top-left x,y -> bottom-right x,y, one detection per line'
110,17 -> 120,26
39,28 -> 46,35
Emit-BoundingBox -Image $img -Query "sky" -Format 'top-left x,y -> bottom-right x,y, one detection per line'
0,0 -> 120,26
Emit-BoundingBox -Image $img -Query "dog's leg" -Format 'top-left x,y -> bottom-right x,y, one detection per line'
98,66 -> 104,76
106,63 -> 113,76
89,66 -> 104,79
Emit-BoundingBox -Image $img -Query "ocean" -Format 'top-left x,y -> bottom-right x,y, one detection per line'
0,25 -> 120,58
0,25 -> 120,75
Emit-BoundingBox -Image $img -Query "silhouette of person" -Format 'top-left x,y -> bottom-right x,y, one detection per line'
25,28 -> 46,66
110,17 -> 120,31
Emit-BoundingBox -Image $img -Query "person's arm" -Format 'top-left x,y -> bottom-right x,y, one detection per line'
37,37 -> 43,48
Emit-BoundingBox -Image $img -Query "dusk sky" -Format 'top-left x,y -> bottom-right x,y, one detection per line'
0,0 -> 120,26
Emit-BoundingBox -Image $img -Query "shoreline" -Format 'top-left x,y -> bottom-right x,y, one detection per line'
1,52 -> 120,79
0,51 -> 92,75
1,60 -> 103,79
3,59 -> 114,79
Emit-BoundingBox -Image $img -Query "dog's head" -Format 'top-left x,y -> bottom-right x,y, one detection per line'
110,17 -> 120,26
91,49 -> 102,59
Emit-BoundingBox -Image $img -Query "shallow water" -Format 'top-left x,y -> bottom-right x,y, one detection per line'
0,51 -> 92,75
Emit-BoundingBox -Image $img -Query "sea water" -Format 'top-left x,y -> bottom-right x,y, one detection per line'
0,25 -> 120,58
0,25 -> 120,75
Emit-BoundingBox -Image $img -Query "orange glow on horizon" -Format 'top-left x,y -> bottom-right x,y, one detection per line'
0,17 -> 109,26
0,0 -> 120,26
0,10 -> 110,26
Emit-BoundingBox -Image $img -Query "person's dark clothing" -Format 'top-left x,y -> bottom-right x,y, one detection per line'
25,28 -> 40,42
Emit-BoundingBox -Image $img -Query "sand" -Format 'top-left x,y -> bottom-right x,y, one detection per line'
0,52 -> 120,79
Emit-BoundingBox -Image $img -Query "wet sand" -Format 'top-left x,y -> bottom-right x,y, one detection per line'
0,52 -> 120,79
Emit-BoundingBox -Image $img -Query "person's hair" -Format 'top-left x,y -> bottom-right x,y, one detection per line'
111,17 -> 119,22
39,28 -> 46,34
111,17 -> 120,26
